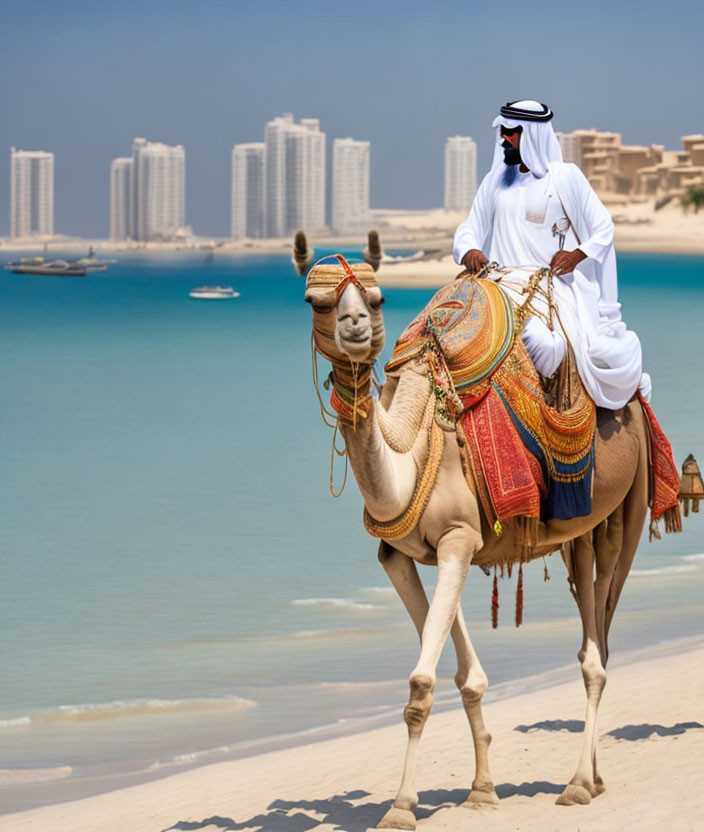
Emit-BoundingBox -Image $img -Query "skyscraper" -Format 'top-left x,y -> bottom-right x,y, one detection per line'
265,114 -> 294,238
110,139 -> 186,241
444,136 -> 477,212
332,138 -> 370,234
231,143 -> 266,240
10,147 -> 54,239
110,157 -> 132,240
284,119 -> 326,235
264,114 -> 326,237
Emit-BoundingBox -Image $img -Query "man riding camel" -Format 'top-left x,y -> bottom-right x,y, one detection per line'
453,99 -> 650,411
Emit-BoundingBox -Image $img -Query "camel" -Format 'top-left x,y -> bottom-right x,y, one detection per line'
300,244 -> 683,831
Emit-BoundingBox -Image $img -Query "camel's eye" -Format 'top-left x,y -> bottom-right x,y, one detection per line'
304,295 -> 334,313
369,297 -> 385,310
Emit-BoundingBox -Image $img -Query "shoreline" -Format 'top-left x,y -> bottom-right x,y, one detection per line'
1,631 -> 702,825
1,632 -> 702,831
2,230 -> 701,293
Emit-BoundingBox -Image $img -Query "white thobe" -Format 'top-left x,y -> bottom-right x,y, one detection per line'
453,164 -> 648,408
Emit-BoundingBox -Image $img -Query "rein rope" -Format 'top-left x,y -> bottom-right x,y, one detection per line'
310,299 -> 375,498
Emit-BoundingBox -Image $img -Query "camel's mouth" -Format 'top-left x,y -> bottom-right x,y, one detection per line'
340,332 -> 372,344
337,326 -> 373,360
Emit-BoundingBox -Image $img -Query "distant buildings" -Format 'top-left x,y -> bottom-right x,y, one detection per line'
10,147 -> 54,239
332,138 -> 370,234
109,138 -> 186,241
231,143 -> 266,240
110,157 -> 132,241
557,128 -> 704,201
285,118 -> 326,235
232,114 -> 327,240
444,136 -> 477,212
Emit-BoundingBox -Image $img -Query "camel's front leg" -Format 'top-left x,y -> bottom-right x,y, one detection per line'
377,532 -> 474,831
453,606 -> 499,807
557,534 -> 607,806
379,544 -> 497,814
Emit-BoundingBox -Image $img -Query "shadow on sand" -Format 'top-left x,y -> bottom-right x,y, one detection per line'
514,719 -> 703,740
606,721 -> 703,740
163,782 -> 568,832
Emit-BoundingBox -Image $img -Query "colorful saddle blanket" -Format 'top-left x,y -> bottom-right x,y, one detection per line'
385,276 -> 597,528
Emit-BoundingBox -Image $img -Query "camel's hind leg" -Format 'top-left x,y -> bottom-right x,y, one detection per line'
603,424 -> 649,657
558,533 -> 611,806
376,534 -> 476,830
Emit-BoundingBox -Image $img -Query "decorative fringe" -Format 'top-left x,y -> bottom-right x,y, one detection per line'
491,567 -> 499,629
517,516 -> 540,558
649,505 -> 683,541
664,504 -> 682,534
515,562 -> 524,628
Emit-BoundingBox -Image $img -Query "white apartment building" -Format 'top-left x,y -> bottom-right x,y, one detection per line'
444,136 -> 477,212
137,141 -> 185,241
110,138 -> 186,241
265,114 -> 294,238
10,147 -> 54,239
332,138 -> 370,234
284,119 -> 326,235
231,143 -> 266,240
264,114 -> 326,237
110,157 -> 132,240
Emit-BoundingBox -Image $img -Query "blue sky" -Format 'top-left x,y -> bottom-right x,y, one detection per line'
1,0 -> 702,237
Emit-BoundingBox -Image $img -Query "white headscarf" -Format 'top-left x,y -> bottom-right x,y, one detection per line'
489,101 -> 563,179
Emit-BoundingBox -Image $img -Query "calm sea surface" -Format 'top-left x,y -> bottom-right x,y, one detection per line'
1,251 -> 703,809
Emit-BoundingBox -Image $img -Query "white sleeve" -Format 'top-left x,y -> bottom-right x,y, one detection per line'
453,174 -> 494,265
571,165 -> 614,265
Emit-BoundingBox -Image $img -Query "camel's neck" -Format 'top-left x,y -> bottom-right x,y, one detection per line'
330,358 -> 427,522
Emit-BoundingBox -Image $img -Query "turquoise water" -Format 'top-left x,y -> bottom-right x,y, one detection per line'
0,252 -> 702,809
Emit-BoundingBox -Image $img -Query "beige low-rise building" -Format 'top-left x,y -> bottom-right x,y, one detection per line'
557,128 -> 704,203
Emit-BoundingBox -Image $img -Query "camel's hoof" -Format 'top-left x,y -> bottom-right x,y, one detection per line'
463,787 -> 500,807
375,806 -> 416,830
556,783 -> 592,805
593,775 -> 606,796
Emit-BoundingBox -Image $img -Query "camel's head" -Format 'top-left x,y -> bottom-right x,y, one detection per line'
305,255 -> 385,364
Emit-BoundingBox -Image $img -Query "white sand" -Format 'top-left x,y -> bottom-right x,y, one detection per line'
5,200 -> 701,264
2,640 -> 702,832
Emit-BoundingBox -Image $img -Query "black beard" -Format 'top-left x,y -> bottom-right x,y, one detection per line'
502,164 -> 519,188
502,145 -> 522,166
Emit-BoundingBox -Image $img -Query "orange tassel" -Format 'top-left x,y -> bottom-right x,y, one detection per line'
516,562 -> 524,627
491,567 -> 499,629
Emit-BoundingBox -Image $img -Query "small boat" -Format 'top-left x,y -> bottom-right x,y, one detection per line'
189,285 -> 240,299
70,247 -> 116,272
4,258 -> 87,276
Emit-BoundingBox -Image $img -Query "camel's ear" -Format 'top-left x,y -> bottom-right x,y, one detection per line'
363,230 -> 383,272
293,230 -> 314,276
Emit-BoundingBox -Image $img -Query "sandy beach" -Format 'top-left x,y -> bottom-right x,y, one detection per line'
2,636 -> 701,832
3,201 -> 702,275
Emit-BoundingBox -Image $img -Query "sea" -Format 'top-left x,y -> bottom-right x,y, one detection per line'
0,250 -> 702,812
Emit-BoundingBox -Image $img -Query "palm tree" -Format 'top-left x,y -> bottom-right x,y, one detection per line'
680,184 -> 704,214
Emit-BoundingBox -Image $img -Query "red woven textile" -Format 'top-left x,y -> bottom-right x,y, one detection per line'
459,387 -> 546,527
637,391 -> 680,522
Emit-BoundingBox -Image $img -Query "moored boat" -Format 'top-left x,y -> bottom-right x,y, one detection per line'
4,259 -> 87,276
189,286 -> 240,299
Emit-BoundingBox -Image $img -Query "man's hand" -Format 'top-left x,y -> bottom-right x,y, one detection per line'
462,249 -> 489,274
550,248 -> 586,277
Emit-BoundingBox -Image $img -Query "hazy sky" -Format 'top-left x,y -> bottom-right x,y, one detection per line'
2,0 -> 702,238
